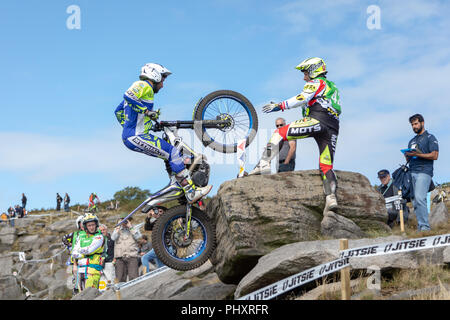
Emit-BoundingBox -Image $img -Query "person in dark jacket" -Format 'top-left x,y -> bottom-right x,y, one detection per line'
21,193 -> 27,209
56,193 -> 63,211
143,207 -> 165,269
377,169 -> 409,228
99,224 -> 114,263
99,224 -> 115,283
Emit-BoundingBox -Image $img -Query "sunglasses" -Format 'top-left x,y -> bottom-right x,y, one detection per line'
276,124 -> 285,128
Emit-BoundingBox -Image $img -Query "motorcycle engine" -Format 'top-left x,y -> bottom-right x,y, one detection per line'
191,161 -> 210,187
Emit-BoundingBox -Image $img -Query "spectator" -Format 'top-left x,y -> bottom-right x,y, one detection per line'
64,193 -> 71,212
62,215 -> 85,296
404,114 -> 439,232
8,206 -> 15,227
15,205 -> 24,219
56,193 -> 63,211
377,169 -> 409,228
1,212 -> 8,223
99,224 -> 115,284
138,235 -> 153,272
111,216 -> 141,282
275,117 -> 297,173
21,193 -> 27,209
143,208 -> 165,269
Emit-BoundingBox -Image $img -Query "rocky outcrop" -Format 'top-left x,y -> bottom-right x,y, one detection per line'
0,226 -> 17,252
209,170 -> 389,284
0,276 -> 24,300
321,212 -> 367,239
0,171 -> 448,301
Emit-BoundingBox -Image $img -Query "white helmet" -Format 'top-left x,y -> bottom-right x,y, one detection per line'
76,215 -> 83,229
140,63 -> 172,83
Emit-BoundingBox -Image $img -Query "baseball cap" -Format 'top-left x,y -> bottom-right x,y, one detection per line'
377,169 -> 390,178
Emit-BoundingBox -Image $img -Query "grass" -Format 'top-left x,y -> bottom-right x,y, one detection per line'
382,264 -> 450,300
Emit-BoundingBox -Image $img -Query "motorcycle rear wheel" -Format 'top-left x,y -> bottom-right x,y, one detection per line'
193,90 -> 258,153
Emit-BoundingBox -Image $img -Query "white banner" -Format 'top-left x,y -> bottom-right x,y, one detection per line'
113,266 -> 170,291
238,257 -> 350,300
339,233 -> 450,259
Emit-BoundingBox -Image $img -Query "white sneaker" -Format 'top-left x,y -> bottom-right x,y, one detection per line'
324,194 -> 338,212
248,160 -> 271,175
185,185 -> 213,204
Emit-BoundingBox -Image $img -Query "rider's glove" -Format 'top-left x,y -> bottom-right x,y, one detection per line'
71,249 -> 84,259
262,102 -> 284,113
145,108 -> 161,121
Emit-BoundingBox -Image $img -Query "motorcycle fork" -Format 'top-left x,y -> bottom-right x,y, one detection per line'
184,203 -> 192,239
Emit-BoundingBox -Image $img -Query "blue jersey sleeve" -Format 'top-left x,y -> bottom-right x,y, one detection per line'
115,101 -> 125,127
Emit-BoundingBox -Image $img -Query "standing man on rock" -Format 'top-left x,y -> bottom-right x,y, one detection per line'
404,114 -> 439,232
21,193 -> 27,209
64,193 -> 71,212
249,57 -> 341,213
56,193 -> 63,211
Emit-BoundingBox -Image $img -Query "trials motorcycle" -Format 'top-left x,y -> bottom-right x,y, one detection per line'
117,90 -> 258,271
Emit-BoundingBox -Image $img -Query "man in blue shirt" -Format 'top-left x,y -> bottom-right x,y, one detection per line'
404,114 -> 439,231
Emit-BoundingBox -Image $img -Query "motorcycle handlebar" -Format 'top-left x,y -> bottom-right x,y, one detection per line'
152,120 -> 231,131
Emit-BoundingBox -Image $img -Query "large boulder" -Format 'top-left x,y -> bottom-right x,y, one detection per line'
209,170 -> 389,284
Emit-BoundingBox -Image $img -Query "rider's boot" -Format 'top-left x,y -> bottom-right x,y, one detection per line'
322,170 -> 338,213
324,194 -> 338,213
248,134 -> 283,175
176,169 -> 212,204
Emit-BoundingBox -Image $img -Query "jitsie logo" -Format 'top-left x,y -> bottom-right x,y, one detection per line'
289,124 -> 321,135
131,137 -> 165,157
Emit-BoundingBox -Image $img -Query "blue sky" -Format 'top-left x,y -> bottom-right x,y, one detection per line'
1,0 -> 449,211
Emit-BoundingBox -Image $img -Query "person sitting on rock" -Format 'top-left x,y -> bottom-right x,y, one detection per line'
377,169 -> 409,228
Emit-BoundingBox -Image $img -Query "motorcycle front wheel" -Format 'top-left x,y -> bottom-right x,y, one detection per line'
193,90 -> 258,153
151,205 -> 216,271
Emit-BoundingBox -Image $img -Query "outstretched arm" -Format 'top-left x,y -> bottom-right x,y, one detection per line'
262,80 -> 321,114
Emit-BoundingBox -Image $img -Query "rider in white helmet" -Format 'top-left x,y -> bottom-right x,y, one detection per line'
114,63 -> 212,204
249,57 -> 342,213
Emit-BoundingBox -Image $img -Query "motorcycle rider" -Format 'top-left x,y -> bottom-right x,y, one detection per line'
88,192 -> 100,212
71,213 -> 105,291
249,57 -> 341,213
115,63 -> 212,204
